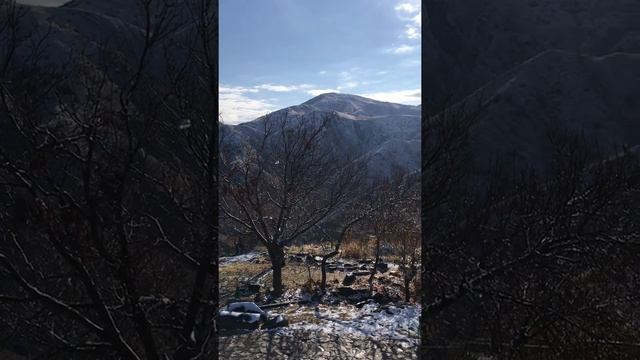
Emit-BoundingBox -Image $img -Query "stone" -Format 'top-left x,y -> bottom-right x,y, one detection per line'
218,310 -> 262,331
226,302 -> 266,316
236,283 -> 261,296
376,262 -> 389,273
373,292 -> 392,305
264,314 -> 289,329
355,299 -> 374,308
218,302 -> 269,331
343,273 -> 357,286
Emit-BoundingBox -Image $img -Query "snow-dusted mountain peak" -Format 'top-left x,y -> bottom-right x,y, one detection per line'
302,93 -> 420,117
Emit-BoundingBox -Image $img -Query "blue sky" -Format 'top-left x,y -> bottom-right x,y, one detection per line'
220,0 -> 421,124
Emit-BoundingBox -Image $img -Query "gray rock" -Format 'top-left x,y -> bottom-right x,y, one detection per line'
218,302 -> 268,331
264,314 -> 289,329
343,273 -> 357,286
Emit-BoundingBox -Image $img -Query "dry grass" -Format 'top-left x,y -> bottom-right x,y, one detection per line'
284,243 -> 324,256
219,260 -> 344,303
340,236 -> 374,259
261,263 -> 343,291
219,262 -> 272,303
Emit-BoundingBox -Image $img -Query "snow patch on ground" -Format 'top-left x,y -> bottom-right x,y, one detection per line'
220,252 -> 260,265
276,302 -> 420,345
219,310 -> 262,324
226,302 -> 266,315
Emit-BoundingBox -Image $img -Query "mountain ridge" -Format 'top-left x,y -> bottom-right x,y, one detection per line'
221,93 -> 421,179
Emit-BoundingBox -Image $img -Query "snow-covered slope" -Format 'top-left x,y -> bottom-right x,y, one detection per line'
449,49 -> 640,177
221,93 -> 421,179
424,0 -> 640,110
425,0 -> 640,180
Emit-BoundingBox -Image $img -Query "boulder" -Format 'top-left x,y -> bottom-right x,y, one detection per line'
236,283 -> 260,296
226,302 -> 266,317
264,315 -> 289,329
218,310 -> 262,331
218,302 -> 289,331
376,262 -> 389,273
352,271 -> 371,276
355,299 -> 374,308
379,244 -> 394,255
342,273 -> 357,286
373,292 -> 392,305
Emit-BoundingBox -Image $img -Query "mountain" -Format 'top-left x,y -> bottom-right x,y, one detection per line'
461,50 -> 640,176
221,93 -> 421,179
424,0 -> 640,110
425,0 -> 640,177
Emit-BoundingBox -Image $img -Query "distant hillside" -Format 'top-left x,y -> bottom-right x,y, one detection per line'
424,0 -> 640,109
461,50 -> 640,176
425,0 -> 640,176
221,93 -> 421,179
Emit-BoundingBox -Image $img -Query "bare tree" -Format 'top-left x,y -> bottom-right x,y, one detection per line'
316,191 -> 370,295
422,116 -> 640,359
0,0 -> 221,358
366,170 -> 419,294
220,112 -> 365,295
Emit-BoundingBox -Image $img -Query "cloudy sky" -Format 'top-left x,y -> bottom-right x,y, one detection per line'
220,0 -> 421,124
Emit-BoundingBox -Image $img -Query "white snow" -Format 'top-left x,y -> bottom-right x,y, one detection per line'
219,252 -> 260,265
226,302 -> 266,316
219,310 -> 262,324
276,302 -> 420,345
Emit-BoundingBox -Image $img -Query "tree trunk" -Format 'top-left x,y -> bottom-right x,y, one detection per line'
368,236 -> 381,293
404,277 -> 411,302
320,250 -> 338,295
272,262 -> 283,295
268,245 -> 286,295
403,264 -> 416,302
320,258 -> 328,294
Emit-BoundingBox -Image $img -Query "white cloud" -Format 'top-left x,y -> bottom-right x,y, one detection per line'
219,85 -> 278,125
307,89 -> 341,96
254,84 -> 298,92
405,25 -> 420,39
318,70 -> 328,75
412,12 -> 421,26
358,89 -> 421,105
395,1 -> 421,40
338,81 -> 359,90
388,44 -> 416,54
219,85 -> 259,94
253,83 -> 315,92
395,3 -> 419,14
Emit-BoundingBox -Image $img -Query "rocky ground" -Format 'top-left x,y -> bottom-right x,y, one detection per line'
218,251 -> 420,359
219,301 -> 419,359
219,328 -> 417,360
